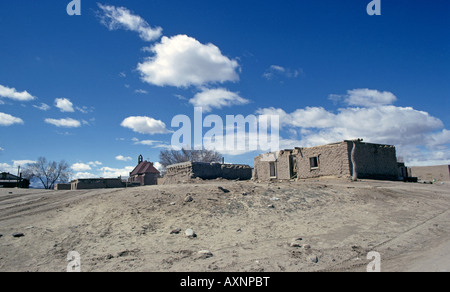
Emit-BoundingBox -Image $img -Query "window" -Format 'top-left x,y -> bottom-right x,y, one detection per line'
269,162 -> 277,178
310,157 -> 319,169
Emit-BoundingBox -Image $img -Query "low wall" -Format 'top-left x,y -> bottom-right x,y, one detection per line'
54,184 -> 71,190
163,162 -> 252,184
71,178 -> 125,190
411,165 -> 450,182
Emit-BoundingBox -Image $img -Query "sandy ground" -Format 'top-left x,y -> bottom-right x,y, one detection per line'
0,178 -> 449,272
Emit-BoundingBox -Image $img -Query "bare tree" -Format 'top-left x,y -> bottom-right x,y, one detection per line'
23,157 -> 71,189
159,148 -> 222,168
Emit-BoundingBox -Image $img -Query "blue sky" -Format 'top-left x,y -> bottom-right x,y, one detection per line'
1,0 -> 449,182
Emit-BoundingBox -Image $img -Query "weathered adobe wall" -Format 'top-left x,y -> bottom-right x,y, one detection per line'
350,142 -> 399,180
71,179 -> 124,190
163,162 -> 252,184
163,162 -> 195,185
410,165 -> 450,182
276,151 -> 292,180
253,156 -> 267,181
54,184 -> 71,190
220,164 -> 252,180
254,152 -> 278,181
297,142 -> 351,179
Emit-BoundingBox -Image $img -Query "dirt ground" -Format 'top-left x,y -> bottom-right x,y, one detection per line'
0,178 -> 449,272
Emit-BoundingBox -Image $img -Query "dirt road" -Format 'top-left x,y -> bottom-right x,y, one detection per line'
0,179 -> 449,272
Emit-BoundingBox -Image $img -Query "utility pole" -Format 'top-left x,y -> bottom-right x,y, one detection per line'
16,166 -> 20,188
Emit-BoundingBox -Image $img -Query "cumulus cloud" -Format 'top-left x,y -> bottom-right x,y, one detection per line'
55,98 -> 75,112
257,89 -> 450,165
71,163 -> 92,172
329,88 -> 397,107
0,84 -> 35,101
257,105 -> 443,148
121,116 -> 171,135
97,3 -> 162,42
189,88 -> 250,112
0,112 -> 24,126
33,103 -> 51,111
44,118 -> 81,128
88,161 -> 103,167
115,155 -> 132,162
137,34 -> 240,87
0,160 -> 36,174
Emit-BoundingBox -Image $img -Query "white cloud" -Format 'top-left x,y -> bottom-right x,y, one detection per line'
33,103 -> 51,111
1,160 -> 36,174
76,106 -> 94,114
13,160 -> 36,168
256,89 -> 450,166
73,172 -> 98,179
131,138 -> 171,149
133,139 -> 158,146
44,118 -> 81,128
134,89 -> 148,94
97,3 -> 162,42
55,98 -> 75,112
138,34 -> 240,87
115,155 -> 132,162
0,112 -> 24,126
0,84 -> 35,101
263,65 -> 301,80
189,88 -> 250,112
121,116 -> 171,135
88,161 -> 103,167
0,147 -> 3,151
154,162 -> 164,172
100,166 -> 135,178
71,163 -> 92,172
330,88 -> 397,107
257,105 -> 443,148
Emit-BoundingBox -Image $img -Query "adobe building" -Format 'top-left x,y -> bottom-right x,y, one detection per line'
253,140 -> 402,181
162,161 -> 252,184
70,178 -> 124,190
128,155 -> 160,186
410,165 -> 450,182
